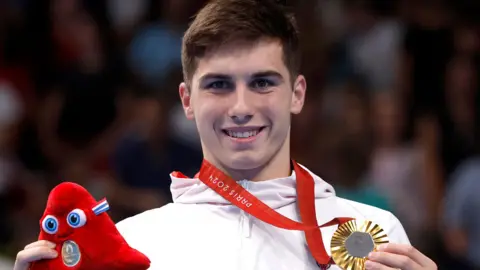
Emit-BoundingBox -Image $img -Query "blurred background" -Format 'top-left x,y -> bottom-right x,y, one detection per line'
0,0 -> 479,269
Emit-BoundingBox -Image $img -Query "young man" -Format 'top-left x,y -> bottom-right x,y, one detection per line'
14,0 -> 437,269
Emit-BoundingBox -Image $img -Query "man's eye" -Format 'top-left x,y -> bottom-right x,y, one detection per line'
207,81 -> 231,89
251,79 -> 274,89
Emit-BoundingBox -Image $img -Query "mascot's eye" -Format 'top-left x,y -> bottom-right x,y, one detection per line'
42,215 -> 59,234
67,209 -> 87,228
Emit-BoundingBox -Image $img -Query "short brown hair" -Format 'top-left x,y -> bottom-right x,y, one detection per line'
181,0 -> 300,86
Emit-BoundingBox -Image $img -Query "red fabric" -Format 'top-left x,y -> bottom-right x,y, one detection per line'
30,182 -> 150,270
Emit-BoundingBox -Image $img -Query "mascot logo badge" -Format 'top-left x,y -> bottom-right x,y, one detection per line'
62,240 -> 81,267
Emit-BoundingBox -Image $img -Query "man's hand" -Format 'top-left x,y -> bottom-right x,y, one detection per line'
365,243 -> 437,270
13,240 -> 58,270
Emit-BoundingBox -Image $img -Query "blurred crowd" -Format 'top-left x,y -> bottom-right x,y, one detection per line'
0,0 -> 479,269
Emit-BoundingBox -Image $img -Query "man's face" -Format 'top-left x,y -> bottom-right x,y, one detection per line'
179,40 -> 306,172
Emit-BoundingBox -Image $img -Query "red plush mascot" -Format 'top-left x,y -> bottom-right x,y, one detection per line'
30,182 -> 151,270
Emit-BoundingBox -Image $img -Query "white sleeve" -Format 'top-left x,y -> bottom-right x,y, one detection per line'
116,217 -> 138,247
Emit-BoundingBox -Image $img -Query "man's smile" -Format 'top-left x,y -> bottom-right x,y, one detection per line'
221,126 -> 267,143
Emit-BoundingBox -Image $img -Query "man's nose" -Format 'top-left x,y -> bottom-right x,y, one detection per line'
231,114 -> 253,125
228,86 -> 254,125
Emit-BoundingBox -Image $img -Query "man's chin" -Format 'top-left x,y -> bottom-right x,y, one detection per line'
225,152 -> 263,171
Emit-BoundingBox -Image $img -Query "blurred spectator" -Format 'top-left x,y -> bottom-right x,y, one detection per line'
443,156 -> 480,269
333,141 -> 393,212
323,0 -> 402,93
0,81 -> 50,257
397,5 -> 456,255
338,79 -> 372,149
317,80 -> 392,211
441,55 -> 478,182
0,82 -> 23,193
368,91 -> 430,249
37,8 -> 130,179
400,0 -> 453,118
0,81 -> 24,246
112,95 -> 202,219
344,0 -> 403,93
398,0 -> 467,189
107,0 -> 148,40
128,0 -> 202,89
0,0 -> 51,258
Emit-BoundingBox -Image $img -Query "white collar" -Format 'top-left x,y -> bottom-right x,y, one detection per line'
169,164 -> 336,209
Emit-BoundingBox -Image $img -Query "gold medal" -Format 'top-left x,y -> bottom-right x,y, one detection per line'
330,220 -> 389,270
61,240 -> 81,267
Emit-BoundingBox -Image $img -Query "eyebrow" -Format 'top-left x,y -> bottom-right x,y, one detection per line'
199,73 -> 232,82
199,70 -> 284,82
251,70 -> 283,80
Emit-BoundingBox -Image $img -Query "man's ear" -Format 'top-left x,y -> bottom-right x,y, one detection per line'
179,82 -> 194,120
290,75 -> 306,114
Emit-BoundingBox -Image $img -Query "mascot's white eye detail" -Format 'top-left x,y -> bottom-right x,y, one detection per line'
42,215 -> 59,234
67,209 -> 87,228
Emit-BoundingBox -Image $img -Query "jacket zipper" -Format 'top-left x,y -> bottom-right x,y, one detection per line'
239,180 -> 252,238
237,180 -> 252,270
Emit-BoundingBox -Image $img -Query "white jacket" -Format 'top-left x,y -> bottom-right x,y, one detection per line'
116,166 -> 410,270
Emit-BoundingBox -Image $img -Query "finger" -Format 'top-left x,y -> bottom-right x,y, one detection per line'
365,260 -> 396,270
25,240 -> 56,250
14,246 -> 58,270
368,251 -> 420,270
377,243 -> 433,267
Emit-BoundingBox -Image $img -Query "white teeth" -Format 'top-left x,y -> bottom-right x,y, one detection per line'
227,129 -> 260,138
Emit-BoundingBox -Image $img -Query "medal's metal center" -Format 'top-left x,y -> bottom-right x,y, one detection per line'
61,240 -> 81,267
345,231 -> 374,258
